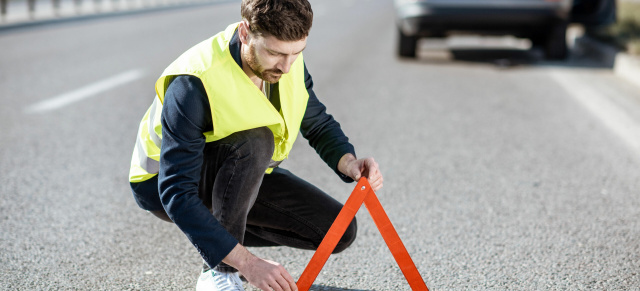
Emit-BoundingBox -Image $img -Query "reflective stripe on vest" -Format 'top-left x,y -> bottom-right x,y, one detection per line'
129,97 -> 163,183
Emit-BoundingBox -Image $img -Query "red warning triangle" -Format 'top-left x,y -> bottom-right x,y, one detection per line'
296,178 -> 429,291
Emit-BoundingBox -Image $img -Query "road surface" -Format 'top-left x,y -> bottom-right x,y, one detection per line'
1,0 -> 639,289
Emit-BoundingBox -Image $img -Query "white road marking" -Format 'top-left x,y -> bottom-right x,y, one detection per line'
549,69 -> 640,156
24,69 -> 145,114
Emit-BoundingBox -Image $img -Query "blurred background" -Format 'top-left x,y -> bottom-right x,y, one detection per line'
1,0 -> 639,290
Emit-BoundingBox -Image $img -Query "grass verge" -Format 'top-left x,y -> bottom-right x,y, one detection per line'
590,1 -> 640,55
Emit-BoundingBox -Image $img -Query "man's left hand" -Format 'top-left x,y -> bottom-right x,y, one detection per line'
338,154 -> 383,191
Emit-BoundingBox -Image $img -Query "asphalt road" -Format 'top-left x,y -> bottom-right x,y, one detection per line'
1,0 -> 640,290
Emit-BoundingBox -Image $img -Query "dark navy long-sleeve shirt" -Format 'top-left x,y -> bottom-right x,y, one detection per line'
131,28 -> 356,269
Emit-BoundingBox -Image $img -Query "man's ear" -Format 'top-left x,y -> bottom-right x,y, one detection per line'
239,20 -> 250,44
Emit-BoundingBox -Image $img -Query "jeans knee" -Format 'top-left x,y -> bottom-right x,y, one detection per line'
332,217 -> 357,254
214,127 -> 274,170
242,127 -> 274,164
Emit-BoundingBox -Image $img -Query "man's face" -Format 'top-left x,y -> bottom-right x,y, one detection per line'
244,33 -> 307,83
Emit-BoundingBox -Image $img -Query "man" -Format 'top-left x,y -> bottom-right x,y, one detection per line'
128,0 -> 383,290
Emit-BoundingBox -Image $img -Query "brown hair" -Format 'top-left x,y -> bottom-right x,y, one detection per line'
241,0 -> 313,41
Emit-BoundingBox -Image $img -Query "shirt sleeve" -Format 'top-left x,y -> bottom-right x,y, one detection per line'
158,75 -> 238,269
299,64 -> 356,183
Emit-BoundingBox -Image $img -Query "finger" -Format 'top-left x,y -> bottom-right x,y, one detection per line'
373,181 -> 383,192
347,161 -> 359,181
370,181 -> 381,191
271,269 -> 293,291
356,159 -> 368,180
273,275 -> 290,291
270,281 -> 284,291
258,282 -> 271,291
352,169 -> 362,181
280,270 -> 298,291
368,169 -> 379,181
365,157 -> 377,169
371,177 -> 383,191
369,172 -> 381,183
365,159 -> 379,180
369,170 -> 382,184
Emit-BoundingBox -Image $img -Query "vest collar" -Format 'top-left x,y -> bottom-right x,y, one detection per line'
229,29 -> 242,69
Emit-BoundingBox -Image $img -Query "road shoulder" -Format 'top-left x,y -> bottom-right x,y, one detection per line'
574,35 -> 640,89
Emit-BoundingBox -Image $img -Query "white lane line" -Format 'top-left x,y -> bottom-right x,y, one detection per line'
24,69 -> 145,114
549,69 -> 640,156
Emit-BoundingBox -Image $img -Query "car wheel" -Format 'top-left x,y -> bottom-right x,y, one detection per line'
398,28 -> 418,58
544,21 -> 568,60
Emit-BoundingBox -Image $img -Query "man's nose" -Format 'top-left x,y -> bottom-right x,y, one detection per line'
276,55 -> 296,74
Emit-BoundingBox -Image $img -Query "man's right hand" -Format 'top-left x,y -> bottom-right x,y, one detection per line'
242,257 -> 298,291
223,243 -> 298,291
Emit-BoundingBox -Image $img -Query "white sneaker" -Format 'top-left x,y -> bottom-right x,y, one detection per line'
196,269 -> 245,291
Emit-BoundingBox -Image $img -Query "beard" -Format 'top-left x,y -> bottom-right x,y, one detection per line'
245,44 -> 283,84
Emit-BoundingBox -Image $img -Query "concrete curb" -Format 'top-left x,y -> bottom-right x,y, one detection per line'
575,35 -> 640,89
615,53 -> 640,89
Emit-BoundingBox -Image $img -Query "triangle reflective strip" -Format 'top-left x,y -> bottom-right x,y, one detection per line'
296,178 -> 429,291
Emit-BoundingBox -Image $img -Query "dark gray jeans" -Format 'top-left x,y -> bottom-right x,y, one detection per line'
153,127 -> 357,272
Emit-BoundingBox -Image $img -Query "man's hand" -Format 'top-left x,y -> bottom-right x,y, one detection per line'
338,153 -> 384,191
242,257 -> 297,291
223,244 -> 298,291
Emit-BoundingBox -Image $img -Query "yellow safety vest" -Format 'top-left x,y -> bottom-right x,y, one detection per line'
129,23 -> 310,183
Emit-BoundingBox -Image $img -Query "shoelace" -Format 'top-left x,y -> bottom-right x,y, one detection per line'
211,271 -> 244,290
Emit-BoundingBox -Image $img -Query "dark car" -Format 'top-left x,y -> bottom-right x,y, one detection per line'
395,0 -> 616,59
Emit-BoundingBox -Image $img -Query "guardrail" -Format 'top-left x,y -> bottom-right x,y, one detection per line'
0,0 -> 211,24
